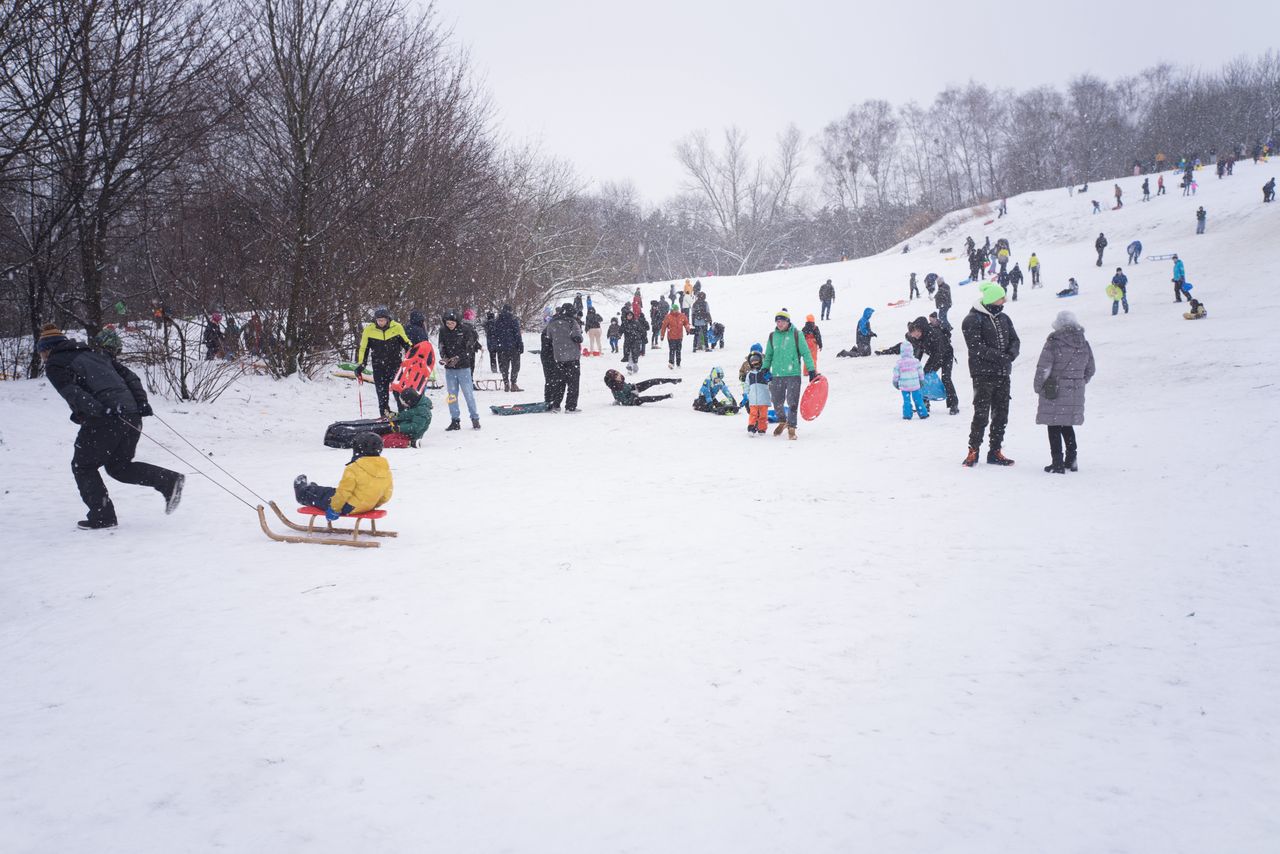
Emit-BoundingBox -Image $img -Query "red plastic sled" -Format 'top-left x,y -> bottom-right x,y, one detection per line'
799,375 -> 828,421
390,341 -> 437,395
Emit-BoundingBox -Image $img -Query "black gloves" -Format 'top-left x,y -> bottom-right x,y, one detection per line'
809,371 -> 819,382
354,366 -> 364,377
138,402 -> 153,417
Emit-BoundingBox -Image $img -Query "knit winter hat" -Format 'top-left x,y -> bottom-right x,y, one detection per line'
805,314 -> 815,323
36,323 -> 66,352
749,342 -> 763,354
979,282 -> 1007,305
775,308 -> 791,322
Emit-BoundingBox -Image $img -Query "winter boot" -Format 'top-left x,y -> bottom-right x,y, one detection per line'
77,517 -> 118,530
471,418 -> 481,430
1044,461 -> 1066,474
987,449 -> 1015,466
503,379 -> 510,392
773,422 -> 787,437
787,426 -> 797,440
1065,452 -> 1078,472
293,474 -> 309,504
446,419 -> 461,431
163,474 -> 185,515
962,447 -> 980,467
948,405 -> 960,415
510,383 -> 523,392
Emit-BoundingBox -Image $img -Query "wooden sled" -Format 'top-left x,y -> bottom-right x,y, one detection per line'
257,501 -> 397,548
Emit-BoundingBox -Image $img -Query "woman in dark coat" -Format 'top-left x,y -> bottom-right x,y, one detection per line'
1032,310 -> 1096,473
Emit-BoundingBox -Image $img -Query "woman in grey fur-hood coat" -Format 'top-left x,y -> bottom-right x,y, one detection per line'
1033,311 -> 1095,426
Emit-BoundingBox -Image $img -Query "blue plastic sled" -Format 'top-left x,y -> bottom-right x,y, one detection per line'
921,372 -> 946,401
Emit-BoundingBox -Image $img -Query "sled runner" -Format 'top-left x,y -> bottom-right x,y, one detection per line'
257,501 -> 396,548
799,375 -> 828,421
472,378 -> 503,391
490,402 -> 550,415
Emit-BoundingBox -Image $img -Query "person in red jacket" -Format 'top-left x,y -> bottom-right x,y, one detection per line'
660,305 -> 692,369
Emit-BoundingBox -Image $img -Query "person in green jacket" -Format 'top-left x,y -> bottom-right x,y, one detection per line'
389,388 -> 432,446
762,308 -> 818,439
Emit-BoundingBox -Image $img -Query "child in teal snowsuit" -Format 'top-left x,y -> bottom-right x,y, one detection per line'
893,336 -> 928,420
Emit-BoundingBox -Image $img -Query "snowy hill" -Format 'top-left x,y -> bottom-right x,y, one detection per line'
2,161 -> 1277,853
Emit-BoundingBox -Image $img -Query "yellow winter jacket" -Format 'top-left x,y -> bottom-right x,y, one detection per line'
356,321 -> 411,368
331,456 -> 394,514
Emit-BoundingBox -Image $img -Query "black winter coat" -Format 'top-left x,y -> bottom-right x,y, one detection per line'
585,309 -> 602,331
961,306 -> 1020,379
45,340 -> 149,420
439,322 -> 480,371
621,316 -> 648,358
1095,236 -> 1108,251
691,297 -> 711,324
935,282 -> 952,310
491,309 -> 523,352
919,324 -> 954,373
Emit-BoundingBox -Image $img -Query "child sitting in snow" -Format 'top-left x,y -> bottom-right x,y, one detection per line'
1056,278 -> 1080,298
1183,298 -> 1207,320
893,335 -> 928,420
741,348 -> 772,435
294,432 -> 394,520
706,321 -> 726,350
603,369 -> 681,405
384,387 -> 432,447
693,366 -> 739,414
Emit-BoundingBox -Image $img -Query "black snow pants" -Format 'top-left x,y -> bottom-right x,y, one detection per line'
968,376 -> 1011,452
547,359 -> 581,410
72,415 -> 178,525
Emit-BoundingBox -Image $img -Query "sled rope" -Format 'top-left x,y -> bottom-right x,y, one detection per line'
149,413 -> 271,505
118,416 -> 259,512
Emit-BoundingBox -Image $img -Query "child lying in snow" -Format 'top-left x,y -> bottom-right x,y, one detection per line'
294,432 -> 393,520
1183,299 -> 1207,320
603,369 -> 681,405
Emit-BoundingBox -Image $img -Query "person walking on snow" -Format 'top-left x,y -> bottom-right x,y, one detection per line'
1109,268 -> 1129,315
819,279 -> 835,320
491,304 -> 525,392
1157,174 -> 1165,195
606,316 -> 621,353
1141,177 -> 1150,201
1171,255 -> 1188,303
660,303 -> 692,368
691,291 -> 713,351
38,324 -> 184,529
909,273 -> 920,300
1126,240 -> 1142,265
762,309 -> 818,440
961,282 -> 1020,467
1114,183 -> 1123,209
1028,253 -> 1041,287
482,311 -> 498,374
1195,206 -> 1207,234
544,302 -> 584,412
1094,233 -> 1108,267
1007,264 -> 1024,301
801,314 -> 823,371
1033,311 -> 1095,474
649,300 -> 664,348
1264,178 -> 1276,203
438,309 -> 482,429
356,307 -> 411,417
203,313 -> 224,360
934,278 -> 953,328
631,289 -> 643,324
620,306 -> 648,373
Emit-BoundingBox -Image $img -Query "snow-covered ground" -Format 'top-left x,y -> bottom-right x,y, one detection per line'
2,162 -> 1278,853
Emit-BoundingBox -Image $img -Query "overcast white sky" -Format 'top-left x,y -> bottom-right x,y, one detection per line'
430,0 -> 1275,203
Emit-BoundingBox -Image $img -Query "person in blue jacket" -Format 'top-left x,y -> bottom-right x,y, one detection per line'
1126,240 -> 1142,265
854,308 -> 875,356
693,366 -> 739,414
1110,268 -> 1129,315
1172,255 -> 1187,303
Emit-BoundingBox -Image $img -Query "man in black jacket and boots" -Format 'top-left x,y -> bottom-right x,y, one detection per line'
920,313 -> 959,415
38,324 -> 184,529
961,284 -> 1020,467
544,303 -> 584,412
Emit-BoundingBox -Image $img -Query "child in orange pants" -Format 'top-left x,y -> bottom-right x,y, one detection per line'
742,346 -> 772,435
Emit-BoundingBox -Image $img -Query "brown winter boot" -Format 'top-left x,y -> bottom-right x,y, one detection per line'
962,447 -> 980,467
986,449 -> 1015,466
787,426 -> 797,440
503,379 -> 510,392
773,422 -> 787,436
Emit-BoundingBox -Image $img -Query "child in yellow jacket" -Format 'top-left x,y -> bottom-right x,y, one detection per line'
293,432 -> 393,520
